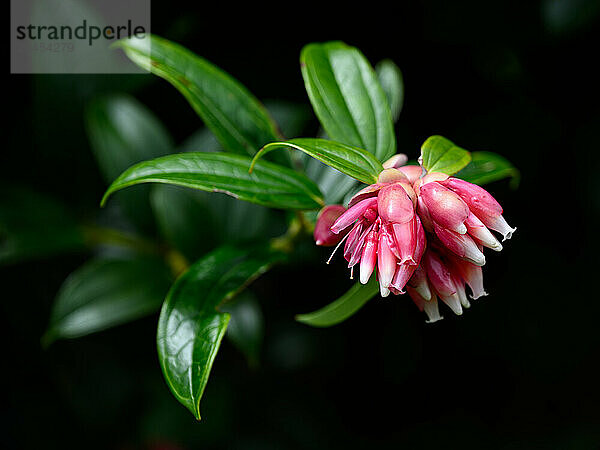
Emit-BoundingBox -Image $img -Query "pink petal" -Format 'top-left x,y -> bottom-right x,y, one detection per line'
392,217 -> 417,265
331,197 -> 377,234
359,227 -> 379,284
423,250 -> 457,298
377,233 -> 397,290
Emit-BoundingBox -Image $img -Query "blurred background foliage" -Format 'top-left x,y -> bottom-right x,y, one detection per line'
3,0 -> 600,448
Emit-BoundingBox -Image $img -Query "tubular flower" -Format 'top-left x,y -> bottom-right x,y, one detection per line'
316,153 -> 516,323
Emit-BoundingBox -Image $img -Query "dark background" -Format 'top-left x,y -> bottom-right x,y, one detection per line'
3,1 -> 600,448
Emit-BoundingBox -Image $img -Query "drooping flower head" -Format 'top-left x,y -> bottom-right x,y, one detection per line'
314,152 -> 516,322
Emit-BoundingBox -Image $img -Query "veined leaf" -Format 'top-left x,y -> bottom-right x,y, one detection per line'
157,245 -> 283,419
296,277 -> 379,327
301,42 -> 396,161
115,35 -> 281,156
376,59 -> 404,123
456,151 -> 520,188
251,138 -> 383,185
101,152 -> 324,211
421,135 -> 472,175
43,257 -> 172,345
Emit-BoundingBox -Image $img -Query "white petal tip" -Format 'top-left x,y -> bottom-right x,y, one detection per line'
470,291 -> 489,300
425,316 -> 444,324
316,240 -> 323,246
457,223 -> 468,234
380,286 -> 391,297
502,226 -> 517,242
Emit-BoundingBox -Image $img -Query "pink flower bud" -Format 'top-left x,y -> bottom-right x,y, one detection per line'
377,183 -> 415,224
398,165 -> 423,184
382,153 -> 409,169
314,205 -> 347,246
440,177 -> 502,220
419,182 -> 469,234
331,197 -> 378,234
440,178 -> 516,240
433,223 -> 486,266
360,226 -> 379,284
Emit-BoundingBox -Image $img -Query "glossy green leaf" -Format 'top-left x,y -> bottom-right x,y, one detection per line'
251,138 -> 383,185
456,151 -> 520,188
295,277 -> 379,327
43,257 -> 172,345
115,35 -> 281,156
376,59 -> 404,122
221,293 -> 264,367
0,188 -> 86,265
86,94 -> 175,230
301,42 -> 396,161
421,135 -> 472,175
157,245 -> 283,419
101,152 -> 324,211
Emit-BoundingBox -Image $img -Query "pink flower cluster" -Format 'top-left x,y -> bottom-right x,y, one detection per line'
313,155 -> 516,322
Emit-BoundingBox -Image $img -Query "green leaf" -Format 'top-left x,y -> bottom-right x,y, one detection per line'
115,35 -> 281,157
455,151 -> 520,188
86,94 -> 175,230
157,245 -> 283,419
0,188 -> 86,265
221,293 -> 264,367
251,138 -> 383,185
295,277 -> 379,327
375,59 -> 404,123
150,185 -> 218,261
301,42 -> 396,161
43,257 -> 172,345
102,152 -> 324,211
421,135 -> 472,175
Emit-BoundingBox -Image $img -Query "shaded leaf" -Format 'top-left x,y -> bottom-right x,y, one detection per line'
102,152 -> 324,211
456,151 -> 520,188
301,42 -> 396,161
0,188 -> 86,265
296,277 -> 379,327
86,94 -> 175,230
421,135 -> 472,175
157,245 -> 283,419
221,293 -> 264,367
252,138 -> 382,185
376,59 -> 404,122
43,257 -> 172,344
